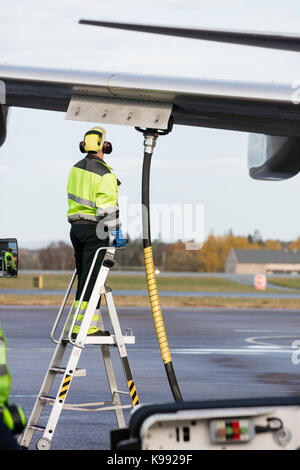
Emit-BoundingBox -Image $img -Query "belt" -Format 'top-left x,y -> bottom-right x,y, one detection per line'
71,220 -> 97,225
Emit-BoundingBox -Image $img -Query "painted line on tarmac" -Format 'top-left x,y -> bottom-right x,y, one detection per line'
10,394 -> 38,398
133,347 -> 293,355
7,347 -> 58,352
170,347 -> 292,355
236,329 -> 295,333
8,345 -> 295,355
245,335 -> 299,347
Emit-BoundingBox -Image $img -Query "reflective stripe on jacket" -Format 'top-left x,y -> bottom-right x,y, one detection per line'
67,154 -> 120,229
0,324 -> 10,408
4,252 -> 16,271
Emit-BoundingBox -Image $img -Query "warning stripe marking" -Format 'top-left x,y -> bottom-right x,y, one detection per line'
128,380 -> 139,406
132,395 -> 139,406
128,380 -> 134,392
59,374 -> 72,399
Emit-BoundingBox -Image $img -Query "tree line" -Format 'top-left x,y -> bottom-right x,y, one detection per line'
18,231 -> 298,272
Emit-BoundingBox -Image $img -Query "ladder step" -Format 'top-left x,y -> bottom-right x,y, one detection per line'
39,396 -> 56,404
49,367 -> 86,377
84,335 -> 135,345
113,390 -> 130,396
28,425 -> 45,432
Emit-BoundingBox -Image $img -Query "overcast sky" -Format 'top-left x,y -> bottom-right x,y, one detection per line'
1,0 -> 300,248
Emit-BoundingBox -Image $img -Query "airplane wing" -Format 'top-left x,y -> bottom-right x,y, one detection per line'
1,28 -> 300,181
79,20 -> 300,52
75,20 -> 300,181
1,64 -> 300,137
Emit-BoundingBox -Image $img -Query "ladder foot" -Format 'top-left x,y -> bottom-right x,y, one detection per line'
36,437 -> 51,451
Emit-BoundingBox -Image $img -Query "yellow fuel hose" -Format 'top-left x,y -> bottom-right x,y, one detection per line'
142,141 -> 183,403
144,246 -> 172,365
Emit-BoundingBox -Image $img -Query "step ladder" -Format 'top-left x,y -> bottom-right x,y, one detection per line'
20,247 -> 139,450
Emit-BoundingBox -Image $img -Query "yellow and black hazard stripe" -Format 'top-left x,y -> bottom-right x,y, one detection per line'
128,380 -> 139,407
59,374 -> 72,400
121,356 -> 139,406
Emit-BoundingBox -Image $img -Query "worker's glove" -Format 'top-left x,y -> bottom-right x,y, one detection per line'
111,229 -> 128,248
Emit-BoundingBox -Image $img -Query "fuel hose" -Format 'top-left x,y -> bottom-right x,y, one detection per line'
137,125 -> 183,403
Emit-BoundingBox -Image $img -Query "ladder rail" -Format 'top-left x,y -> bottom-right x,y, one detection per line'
97,308 -> 126,428
50,269 -> 77,344
21,244 -> 138,450
67,246 -> 115,348
20,340 -> 69,448
50,247 -> 113,348
21,249 -> 110,445
105,290 -> 140,408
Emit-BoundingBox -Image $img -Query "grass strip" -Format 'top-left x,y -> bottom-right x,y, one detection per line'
268,278 -> 300,290
1,294 -> 300,309
0,274 -> 285,293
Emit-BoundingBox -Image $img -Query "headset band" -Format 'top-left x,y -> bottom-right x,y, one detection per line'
85,130 -> 103,139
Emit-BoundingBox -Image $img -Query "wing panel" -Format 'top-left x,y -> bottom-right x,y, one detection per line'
1,65 -> 300,136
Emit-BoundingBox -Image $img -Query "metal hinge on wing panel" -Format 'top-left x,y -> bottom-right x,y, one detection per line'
65,95 -> 172,129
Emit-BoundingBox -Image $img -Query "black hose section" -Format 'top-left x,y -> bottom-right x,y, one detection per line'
165,362 -> 184,403
142,152 -> 152,249
142,148 -> 183,403
0,105 -> 8,147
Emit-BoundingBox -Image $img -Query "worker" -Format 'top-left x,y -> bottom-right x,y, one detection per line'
0,322 -> 26,449
4,248 -> 17,277
67,127 -> 127,338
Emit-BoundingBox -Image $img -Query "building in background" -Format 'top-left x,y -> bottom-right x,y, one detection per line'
226,249 -> 300,275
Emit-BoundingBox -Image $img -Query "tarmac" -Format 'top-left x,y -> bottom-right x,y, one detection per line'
1,305 -> 300,450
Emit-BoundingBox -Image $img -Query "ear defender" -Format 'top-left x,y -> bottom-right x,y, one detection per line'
79,127 -> 112,154
79,141 -> 85,153
103,141 -> 112,154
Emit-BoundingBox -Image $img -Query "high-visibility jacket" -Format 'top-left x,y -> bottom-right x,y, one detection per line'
4,252 -> 16,271
0,323 -> 26,436
67,154 -> 120,230
0,323 -> 10,408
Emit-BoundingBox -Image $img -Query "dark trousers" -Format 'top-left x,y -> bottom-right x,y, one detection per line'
0,414 -> 20,450
70,223 -> 109,302
7,266 -> 16,277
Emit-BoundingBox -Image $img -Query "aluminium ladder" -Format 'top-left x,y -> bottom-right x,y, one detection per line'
20,246 -> 139,450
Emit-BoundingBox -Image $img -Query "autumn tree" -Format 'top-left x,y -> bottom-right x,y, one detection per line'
39,242 -> 75,270
264,239 -> 282,250
165,249 -> 199,271
197,231 -> 267,272
288,238 -> 300,251
18,249 -> 41,270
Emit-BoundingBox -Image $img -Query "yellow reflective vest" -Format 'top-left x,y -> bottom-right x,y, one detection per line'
4,252 -> 16,271
67,154 -> 120,230
0,324 -> 10,408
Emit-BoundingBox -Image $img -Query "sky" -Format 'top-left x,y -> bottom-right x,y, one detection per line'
1,0 -> 300,248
